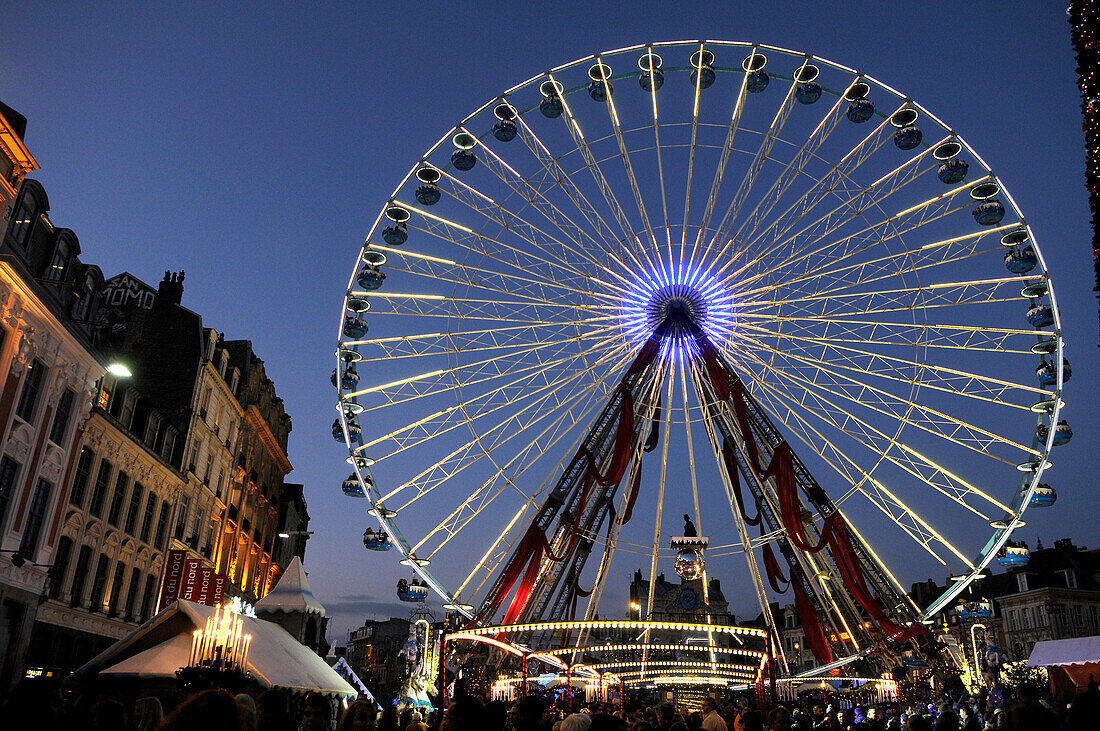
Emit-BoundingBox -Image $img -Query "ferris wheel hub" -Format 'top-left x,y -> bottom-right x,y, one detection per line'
646,283 -> 707,338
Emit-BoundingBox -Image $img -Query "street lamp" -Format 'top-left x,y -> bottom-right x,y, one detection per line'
277,530 -> 314,539
106,362 -> 133,378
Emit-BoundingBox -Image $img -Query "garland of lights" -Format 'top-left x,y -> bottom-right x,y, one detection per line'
1069,1 -> 1100,337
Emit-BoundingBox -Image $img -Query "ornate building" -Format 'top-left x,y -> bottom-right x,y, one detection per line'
23,270 -> 305,679
0,168 -> 110,687
217,340 -> 293,601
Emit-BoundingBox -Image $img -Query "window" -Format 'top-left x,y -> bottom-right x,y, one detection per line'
89,553 -> 110,612
14,358 -> 45,422
124,481 -> 144,534
69,448 -> 94,508
139,573 -> 157,623
1017,574 -> 1029,593
117,392 -> 135,430
139,493 -> 157,544
45,238 -> 71,282
71,272 -> 98,322
17,478 -> 52,560
1061,570 -> 1078,589
143,414 -> 160,448
1075,605 -> 1085,629
0,456 -> 20,534
107,561 -> 126,616
191,507 -> 204,547
161,428 -> 177,462
9,191 -> 38,247
49,537 -> 73,600
106,470 -> 129,526
69,545 -> 93,607
88,460 -> 112,517
188,438 -> 200,473
49,388 -> 75,444
154,501 -> 171,549
1037,604 -> 1047,627
123,567 -> 141,620
1090,606 -> 1099,629
1023,608 -> 1032,629
174,494 -> 190,541
1008,610 -> 1018,631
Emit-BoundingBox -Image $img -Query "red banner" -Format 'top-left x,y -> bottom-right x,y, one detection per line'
211,573 -> 227,605
179,558 -> 203,602
157,549 -> 187,613
195,566 -> 215,605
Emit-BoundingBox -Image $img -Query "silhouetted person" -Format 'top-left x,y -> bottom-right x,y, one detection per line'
683,514 -> 697,537
256,688 -> 295,731
159,689 -> 246,731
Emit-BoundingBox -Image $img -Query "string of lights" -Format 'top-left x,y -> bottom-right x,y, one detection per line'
1069,1 -> 1100,339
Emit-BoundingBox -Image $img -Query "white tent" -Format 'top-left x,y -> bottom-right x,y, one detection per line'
255,556 -> 325,616
1028,636 -> 1100,667
75,599 -> 356,698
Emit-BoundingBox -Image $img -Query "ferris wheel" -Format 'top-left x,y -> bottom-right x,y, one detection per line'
334,41 -> 1069,674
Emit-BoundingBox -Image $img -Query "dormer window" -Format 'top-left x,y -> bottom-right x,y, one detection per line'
9,190 -> 38,250
1017,573 -> 1029,593
218,349 -> 228,377
1059,569 -> 1078,589
46,238 -> 71,282
71,270 -> 100,321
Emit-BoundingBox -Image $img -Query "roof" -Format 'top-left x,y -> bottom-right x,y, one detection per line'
254,556 -> 325,616
76,600 -> 355,697
1029,635 -> 1100,667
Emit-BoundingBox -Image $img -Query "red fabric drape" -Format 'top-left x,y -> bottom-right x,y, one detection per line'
792,566 -> 834,665
825,519 -> 928,641
694,330 -> 732,401
762,543 -> 790,594
620,466 -> 644,526
722,438 -> 761,526
644,395 -> 662,453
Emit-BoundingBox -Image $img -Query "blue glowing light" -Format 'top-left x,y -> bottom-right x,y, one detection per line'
619,261 -> 737,357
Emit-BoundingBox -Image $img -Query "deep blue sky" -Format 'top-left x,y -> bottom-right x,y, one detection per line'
3,2 -> 1096,642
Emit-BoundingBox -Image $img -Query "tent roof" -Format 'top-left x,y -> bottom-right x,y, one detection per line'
77,600 -> 355,697
255,556 -> 325,616
1029,635 -> 1100,667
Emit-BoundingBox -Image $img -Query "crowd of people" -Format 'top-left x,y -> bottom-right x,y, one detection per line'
1,677 -> 1098,731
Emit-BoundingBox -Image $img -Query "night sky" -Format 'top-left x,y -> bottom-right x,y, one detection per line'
3,2 -> 1097,643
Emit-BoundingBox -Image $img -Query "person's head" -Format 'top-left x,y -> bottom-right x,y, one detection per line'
133,696 -> 165,731
236,694 -> 258,731
257,688 -> 293,730
907,714 -> 932,731
337,700 -> 378,731
441,695 -> 484,731
91,698 -> 127,731
562,712 -> 594,731
700,697 -> 716,714
411,710 -> 422,723
741,710 -> 764,731
768,706 -> 791,731
518,694 -> 548,723
160,689 -> 246,731
301,693 -> 331,731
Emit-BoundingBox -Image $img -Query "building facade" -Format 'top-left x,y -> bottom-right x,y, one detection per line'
0,172 -> 110,688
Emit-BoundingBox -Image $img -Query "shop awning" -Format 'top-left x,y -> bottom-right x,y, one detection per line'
1028,636 -> 1100,667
